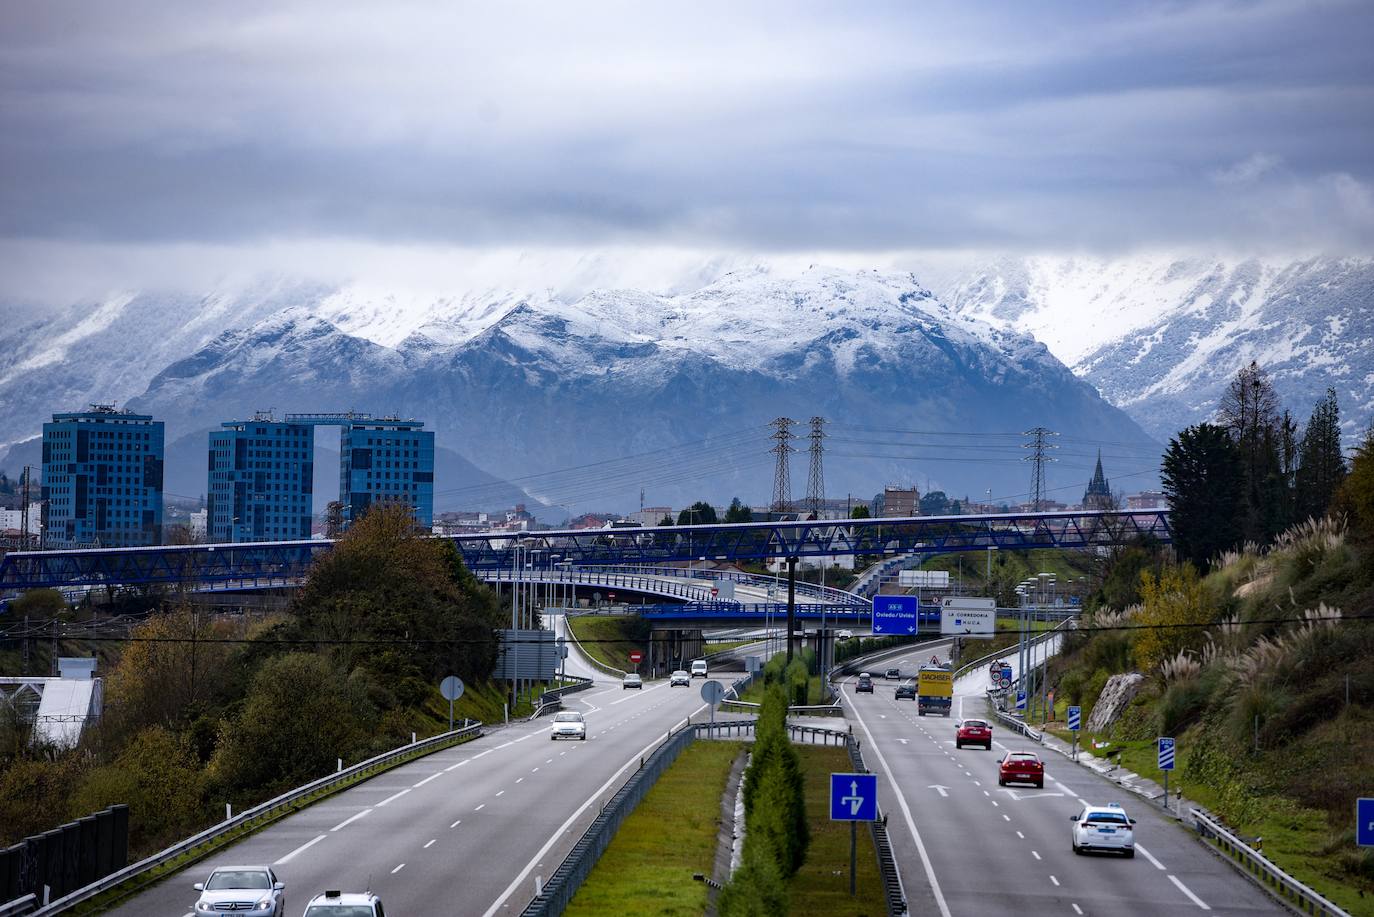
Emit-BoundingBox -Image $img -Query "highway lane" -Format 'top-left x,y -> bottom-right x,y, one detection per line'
837,655 -> 1284,917
106,675 -> 712,917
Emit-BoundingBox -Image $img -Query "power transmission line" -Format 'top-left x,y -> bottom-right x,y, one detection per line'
770,417 -> 796,513
806,417 -> 826,515
1023,427 -> 1059,510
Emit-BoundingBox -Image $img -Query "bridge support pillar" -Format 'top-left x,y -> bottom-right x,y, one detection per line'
785,556 -> 797,664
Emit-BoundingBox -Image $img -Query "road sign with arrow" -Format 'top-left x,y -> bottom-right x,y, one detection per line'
830,772 -> 878,821
871,596 -> 918,635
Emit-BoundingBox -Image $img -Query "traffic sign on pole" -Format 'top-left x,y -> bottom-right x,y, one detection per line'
629,651 -> 643,664
1015,691 -> 1027,710
1067,706 -> 1081,731
871,596 -> 918,635
1157,737 -> 1176,771
1357,798 -> 1374,847
830,773 -> 878,821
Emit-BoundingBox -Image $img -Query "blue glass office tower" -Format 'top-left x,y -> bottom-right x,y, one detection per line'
337,418 -> 434,528
41,406 -> 164,547
208,418 -> 314,542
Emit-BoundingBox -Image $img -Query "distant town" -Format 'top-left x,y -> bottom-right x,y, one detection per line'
0,403 -> 1165,551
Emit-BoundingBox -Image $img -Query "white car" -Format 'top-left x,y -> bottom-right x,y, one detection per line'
670,670 -> 691,686
549,710 -> 587,740
690,659 -> 708,678
302,890 -> 386,916
1070,802 -> 1137,857
837,630 -> 853,641
622,673 -> 643,689
194,866 -> 285,916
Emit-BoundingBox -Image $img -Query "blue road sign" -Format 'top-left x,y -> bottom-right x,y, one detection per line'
871,595 -> 919,636
1067,705 -> 1081,731
1015,691 -> 1027,710
1158,736 -> 1176,771
831,772 -> 878,821
1358,798 -> 1374,847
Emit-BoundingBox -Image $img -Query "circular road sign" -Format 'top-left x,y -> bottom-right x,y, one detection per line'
999,676 -> 1012,689
700,680 -> 725,705
440,676 -> 465,701
629,651 -> 644,663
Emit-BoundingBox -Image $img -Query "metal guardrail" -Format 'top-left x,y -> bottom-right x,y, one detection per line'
520,723 -> 699,917
0,896 -> 36,916
530,677 -> 595,719
1190,809 -> 1350,916
487,569 -> 710,601
845,729 -> 907,917
600,565 -> 866,606
33,721 -> 483,915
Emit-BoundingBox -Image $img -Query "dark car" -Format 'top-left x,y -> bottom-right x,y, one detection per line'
895,680 -> 917,700
856,673 -> 875,693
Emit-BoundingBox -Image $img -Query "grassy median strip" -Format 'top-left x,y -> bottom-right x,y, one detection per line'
790,744 -> 888,917
564,741 -> 742,917
567,614 -> 641,673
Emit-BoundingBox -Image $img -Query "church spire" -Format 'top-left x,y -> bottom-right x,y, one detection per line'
1084,449 -> 1112,508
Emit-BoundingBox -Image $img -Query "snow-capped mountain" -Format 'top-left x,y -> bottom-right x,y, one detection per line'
0,266 -> 1159,513
931,256 -> 1374,441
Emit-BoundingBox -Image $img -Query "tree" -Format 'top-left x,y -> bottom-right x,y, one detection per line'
1334,424 -> 1374,542
7,589 -> 68,619
71,726 -> 206,851
292,502 -> 505,686
1134,564 -> 1207,673
1161,424 -> 1244,570
919,490 -> 950,515
657,514 -> 674,526
1295,388 -> 1347,523
724,497 -> 754,524
1217,361 -> 1285,543
676,501 -> 718,526
849,504 -> 871,519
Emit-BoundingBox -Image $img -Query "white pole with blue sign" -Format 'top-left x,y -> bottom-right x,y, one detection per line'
831,772 -> 878,896
1158,737 -> 1176,809
1067,705 -> 1081,760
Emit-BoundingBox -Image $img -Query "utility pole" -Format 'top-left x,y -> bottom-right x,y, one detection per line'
1023,428 -> 1059,511
805,417 -> 826,517
769,418 -> 796,515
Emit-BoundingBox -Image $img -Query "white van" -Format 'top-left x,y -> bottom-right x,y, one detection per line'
690,659 -> 708,678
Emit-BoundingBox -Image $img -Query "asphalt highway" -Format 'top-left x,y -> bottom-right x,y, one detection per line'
836,644 -> 1284,917
107,665 -> 714,916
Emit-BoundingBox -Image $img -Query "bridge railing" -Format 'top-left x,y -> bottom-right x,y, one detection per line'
595,565 -> 865,606
484,569 -> 711,602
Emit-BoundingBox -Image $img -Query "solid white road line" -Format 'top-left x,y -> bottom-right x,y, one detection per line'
413,773 -> 442,788
481,704 -> 708,917
376,788 -> 411,807
841,683 -> 950,917
1136,843 -> 1167,871
274,833 -> 326,865
330,809 -> 372,832
1169,874 -> 1212,910
445,760 -> 471,772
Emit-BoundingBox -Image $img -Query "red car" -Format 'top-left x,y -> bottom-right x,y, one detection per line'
999,751 -> 1045,787
955,718 -> 992,749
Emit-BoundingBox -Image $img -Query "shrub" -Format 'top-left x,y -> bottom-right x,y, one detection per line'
1135,565 -> 1208,672
717,837 -> 788,916
69,726 -> 207,852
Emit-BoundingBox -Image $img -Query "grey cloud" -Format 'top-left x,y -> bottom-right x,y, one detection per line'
1,0 -> 1372,291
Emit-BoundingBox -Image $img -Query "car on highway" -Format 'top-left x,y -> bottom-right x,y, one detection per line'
1070,802 -> 1137,857
549,711 -> 587,741
894,679 -> 917,700
691,659 -> 709,678
302,890 -> 386,916
193,866 -> 285,916
955,718 -> 993,749
998,750 -> 1045,787
622,673 -> 643,689
670,669 -> 691,686
855,673 -> 874,693
837,630 -> 853,641
884,667 -> 902,680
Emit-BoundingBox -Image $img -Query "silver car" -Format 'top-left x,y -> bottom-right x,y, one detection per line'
194,866 -> 285,916
302,889 -> 385,916
669,670 -> 691,686
550,710 -> 587,740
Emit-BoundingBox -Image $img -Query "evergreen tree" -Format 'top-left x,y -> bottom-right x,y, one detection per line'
676,501 -> 719,526
919,490 -> 950,515
1295,387 -> 1347,523
1334,424 -> 1374,541
657,514 -> 674,526
724,497 -> 754,524
1217,361 -> 1285,543
849,504 -> 871,519
1160,423 -> 1244,570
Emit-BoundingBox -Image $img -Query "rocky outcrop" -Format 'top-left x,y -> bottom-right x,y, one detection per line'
1085,673 -> 1146,733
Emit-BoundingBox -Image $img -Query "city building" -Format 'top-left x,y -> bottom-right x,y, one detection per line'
879,484 -> 920,518
1127,490 -> 1167,510
336,416 -> 434,528
188,509 -> 208,541
1082,451 -> 1114,510
629,506 -> 672,527
41,405 -> 164,547
0,505 -> 43,536
208,416 -> 314,542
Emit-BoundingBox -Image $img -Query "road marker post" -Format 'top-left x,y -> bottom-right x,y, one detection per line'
1067,705 -> 1081,761
830,772 -> 878,897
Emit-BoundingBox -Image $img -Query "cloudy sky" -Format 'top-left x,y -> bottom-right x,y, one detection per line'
2,0 -> 1372,303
